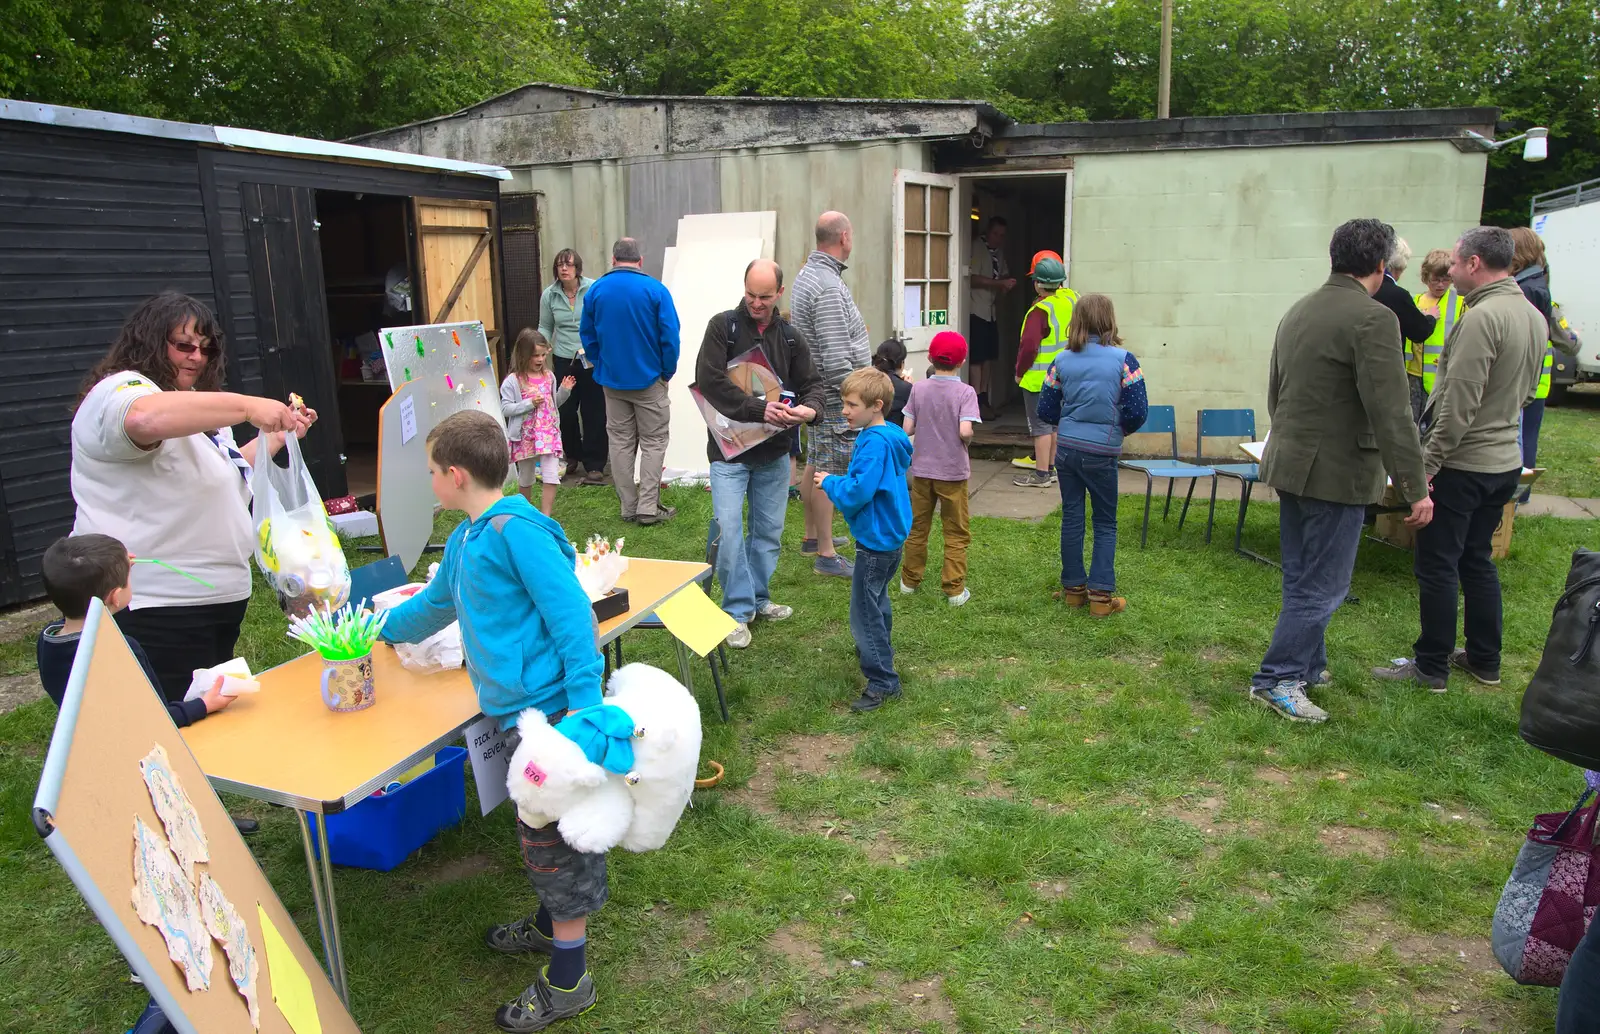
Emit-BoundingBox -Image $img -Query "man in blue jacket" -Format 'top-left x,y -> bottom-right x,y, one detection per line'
579,238 -> 682,524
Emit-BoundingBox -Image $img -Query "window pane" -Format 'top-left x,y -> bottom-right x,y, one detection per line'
929,234 -> 949,277
905,234 -> 926,279
928,281 -> 949,314
903,184 -> 927,232
930,187 -> 951,233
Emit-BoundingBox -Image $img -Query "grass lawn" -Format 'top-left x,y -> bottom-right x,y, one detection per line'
1536,385 -> 1600,499
1,485 -> 1592,1033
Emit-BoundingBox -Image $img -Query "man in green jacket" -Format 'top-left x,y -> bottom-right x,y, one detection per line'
1250,219 -> 1433,724
1373,226 -> 1544,691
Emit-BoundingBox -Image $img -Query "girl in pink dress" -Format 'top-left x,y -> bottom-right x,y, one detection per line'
500,329 -> 575,515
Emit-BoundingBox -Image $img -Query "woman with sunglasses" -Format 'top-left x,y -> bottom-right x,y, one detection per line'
69,291 -> 316,706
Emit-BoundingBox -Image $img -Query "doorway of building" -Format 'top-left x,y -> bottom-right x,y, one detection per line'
313,191 -> 415,499
961,173 -> 1069,448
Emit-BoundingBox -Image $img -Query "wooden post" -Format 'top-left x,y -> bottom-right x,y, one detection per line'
1157,0 -> 1173,119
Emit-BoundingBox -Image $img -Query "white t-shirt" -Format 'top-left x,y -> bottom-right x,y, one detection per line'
968,242 -> 1009,323
71,372 -> 255,609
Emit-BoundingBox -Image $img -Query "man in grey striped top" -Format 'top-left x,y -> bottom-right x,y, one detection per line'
791,211 -> 872,577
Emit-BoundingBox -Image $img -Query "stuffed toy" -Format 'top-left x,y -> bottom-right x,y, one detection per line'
504,663 -> 703,854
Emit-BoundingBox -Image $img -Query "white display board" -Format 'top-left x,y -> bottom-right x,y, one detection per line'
381,320 -> 505,435
376,380 -> 437,575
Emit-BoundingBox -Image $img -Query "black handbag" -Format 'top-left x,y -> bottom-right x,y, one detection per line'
1520,550 -> 1600,769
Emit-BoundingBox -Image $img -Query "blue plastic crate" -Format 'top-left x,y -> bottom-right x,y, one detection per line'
311,746 -> 467,871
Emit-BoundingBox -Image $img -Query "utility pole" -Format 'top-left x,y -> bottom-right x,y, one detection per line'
1157,0 -> 1173,119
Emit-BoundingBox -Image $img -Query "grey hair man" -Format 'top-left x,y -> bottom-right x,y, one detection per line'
1373,226 -> 1544,692
579,237 -> 682,524
789,211 -> 872,577
1250,218 -> 1432,724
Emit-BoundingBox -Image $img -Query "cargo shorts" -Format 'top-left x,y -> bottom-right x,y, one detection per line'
506,722 -> 609,922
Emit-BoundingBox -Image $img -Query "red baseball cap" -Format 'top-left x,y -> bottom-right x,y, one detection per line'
928,331 -> 968,367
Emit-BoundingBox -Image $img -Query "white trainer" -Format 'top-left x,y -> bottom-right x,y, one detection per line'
756,602 -> 792,622
947,588 -> 972,607
726,623 -> 752,649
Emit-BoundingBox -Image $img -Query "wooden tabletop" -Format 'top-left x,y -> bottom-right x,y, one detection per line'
182,556 -> 710,813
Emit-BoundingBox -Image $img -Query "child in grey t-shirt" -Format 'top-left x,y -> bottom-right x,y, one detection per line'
899,331 -> 981,605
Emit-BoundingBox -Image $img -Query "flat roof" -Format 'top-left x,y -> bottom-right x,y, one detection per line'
0,98 -> 511,180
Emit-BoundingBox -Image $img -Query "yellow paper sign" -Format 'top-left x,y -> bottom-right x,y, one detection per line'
649,582 -> 738,657
258,904 -> 322,1034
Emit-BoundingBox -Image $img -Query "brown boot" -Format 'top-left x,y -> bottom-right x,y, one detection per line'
1088,590 -> 1126,617
1054,585 -> 1088,608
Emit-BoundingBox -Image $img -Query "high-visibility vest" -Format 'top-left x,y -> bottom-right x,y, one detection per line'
1415,289 -> 1465,393
1018,289 -> 1078,393
1534,343 -> 1555,399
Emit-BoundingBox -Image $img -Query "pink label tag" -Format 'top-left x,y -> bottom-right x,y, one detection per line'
523,761 -> 547,786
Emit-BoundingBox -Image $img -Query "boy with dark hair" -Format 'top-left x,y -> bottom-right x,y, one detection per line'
37,533 -> 231,724
377,410 -> 608,1032
815,368 -> 913,712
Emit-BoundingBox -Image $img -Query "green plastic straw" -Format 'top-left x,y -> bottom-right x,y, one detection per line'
286,603 -> 389,661
132,558 -> 216,590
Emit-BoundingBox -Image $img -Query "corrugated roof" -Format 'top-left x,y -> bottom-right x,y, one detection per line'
0,98 -> 512,180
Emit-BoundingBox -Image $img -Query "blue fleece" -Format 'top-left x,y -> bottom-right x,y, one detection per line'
821,422 -> 913,552
578,267 -> 682,390
378,496 -> 602,730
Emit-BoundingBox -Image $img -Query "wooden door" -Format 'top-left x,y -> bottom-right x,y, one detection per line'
412,197 -> 502,355
892,170 -> 961,368
241,183 -> 347,496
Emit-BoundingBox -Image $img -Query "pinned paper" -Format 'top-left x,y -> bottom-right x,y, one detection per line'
384,332 -> 394,350
479,379 -> 487,388
648,582 -> 738,657
258,904 -> 322,1034
452,330 -> 462,347
415,336 -> 425,358
445,375 -> 456,391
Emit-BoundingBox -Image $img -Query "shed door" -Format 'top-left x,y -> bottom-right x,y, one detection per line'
499,192 -> 542,372
241,183 -> 346,497
892,170 -> 961,365
413,197 -> 503,356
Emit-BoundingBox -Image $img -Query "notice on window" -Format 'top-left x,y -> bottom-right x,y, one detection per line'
902,285 -> 923,330
399,394 -> 418,446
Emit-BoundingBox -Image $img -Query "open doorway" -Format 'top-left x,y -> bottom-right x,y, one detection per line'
314,191 -> 415,499
961,173 -> 1069,447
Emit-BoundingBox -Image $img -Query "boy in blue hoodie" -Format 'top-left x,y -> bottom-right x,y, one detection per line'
378,410 -> 605,1032
815,367 -> 913,712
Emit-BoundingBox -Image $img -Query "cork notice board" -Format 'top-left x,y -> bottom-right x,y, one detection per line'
31,602 -> 361,1034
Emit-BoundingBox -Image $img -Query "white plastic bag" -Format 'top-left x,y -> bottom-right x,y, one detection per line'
371,571 -> 463,675
252,433 -> 350,617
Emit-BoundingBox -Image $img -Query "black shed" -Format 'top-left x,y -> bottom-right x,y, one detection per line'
0,100 -> 515,607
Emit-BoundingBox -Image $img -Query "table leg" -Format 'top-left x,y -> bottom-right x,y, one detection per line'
674,637 -> 696,698
313,811 -> 350,1003
295,811 -> 347,1002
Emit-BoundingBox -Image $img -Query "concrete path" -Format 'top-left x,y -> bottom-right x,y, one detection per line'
967,458 -> 1600,522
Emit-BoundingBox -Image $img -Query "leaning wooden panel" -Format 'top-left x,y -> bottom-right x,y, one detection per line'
32,601 -> 362,1034
413,197 -> 498,333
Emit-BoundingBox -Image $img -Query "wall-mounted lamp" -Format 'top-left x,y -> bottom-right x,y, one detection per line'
1464,126 -> 1548,162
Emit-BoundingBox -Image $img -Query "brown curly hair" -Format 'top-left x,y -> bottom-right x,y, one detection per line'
78,292 -> 227,407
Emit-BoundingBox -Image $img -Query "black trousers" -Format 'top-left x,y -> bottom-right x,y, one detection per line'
1411,466 -> 1522,679
554,355 -> 607,474
115,599 -> 251,704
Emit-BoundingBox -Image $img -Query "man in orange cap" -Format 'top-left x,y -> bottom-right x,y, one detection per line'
1029,250 -> 1062,276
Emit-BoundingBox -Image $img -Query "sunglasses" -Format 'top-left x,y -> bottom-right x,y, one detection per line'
169,340 -> 220,358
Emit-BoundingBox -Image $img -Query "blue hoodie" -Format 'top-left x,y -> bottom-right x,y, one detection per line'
578,266 -> 682,391
821,422 -> 913,552
379,496 -> 602,730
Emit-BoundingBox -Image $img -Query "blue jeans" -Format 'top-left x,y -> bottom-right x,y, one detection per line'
1250,491 -> 1366,689
1557,915 -> 1600,1033
1056,445 -> 1120,592
709,456 -> 791,623
1519,398 -> 1545,503
850,545 -> 902,697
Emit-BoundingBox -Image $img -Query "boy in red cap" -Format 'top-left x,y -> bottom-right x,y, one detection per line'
899,331 -> 981,605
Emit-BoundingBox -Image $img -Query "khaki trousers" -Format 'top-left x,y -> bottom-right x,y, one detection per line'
901,476 -> 970,595
604,381 -> 671,518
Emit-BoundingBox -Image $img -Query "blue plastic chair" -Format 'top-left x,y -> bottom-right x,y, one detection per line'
348,555 -> 408,607
605,518 -> 730,721
1195,409 -> 1269,564
1117,405 -> 1216,547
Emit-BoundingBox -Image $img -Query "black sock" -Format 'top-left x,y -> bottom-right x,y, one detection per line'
534,903 -> 553,939
548,936 -> 586,990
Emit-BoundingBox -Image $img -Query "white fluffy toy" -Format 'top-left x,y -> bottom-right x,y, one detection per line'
505,663 -> 703,854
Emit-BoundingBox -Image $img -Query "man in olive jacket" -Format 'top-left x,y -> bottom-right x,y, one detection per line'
1374,227 -> 1544,691
695,259 -> 824,648
1250,219 -> 1433,724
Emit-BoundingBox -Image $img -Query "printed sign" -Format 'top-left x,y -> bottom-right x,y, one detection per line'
464,715 -> 513,816
398,394 -> 417,445
927,309 -> 949,326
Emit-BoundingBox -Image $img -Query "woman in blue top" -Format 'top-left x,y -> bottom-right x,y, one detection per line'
1036,293 -> 1148,616
539,249 -> 605,482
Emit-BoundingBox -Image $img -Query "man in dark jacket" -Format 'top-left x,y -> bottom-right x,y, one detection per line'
695,259 -> 824,648
1373,236 -> 1437,348
1249,219 -> 1433,724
